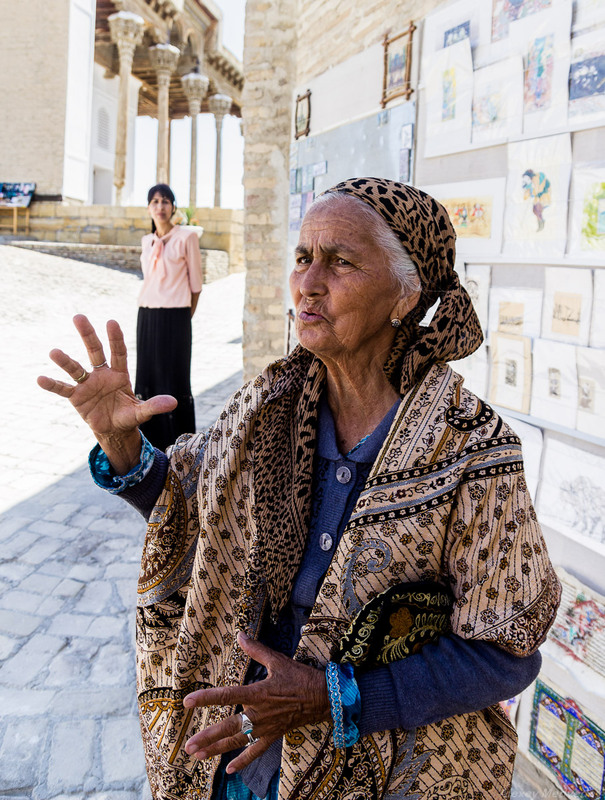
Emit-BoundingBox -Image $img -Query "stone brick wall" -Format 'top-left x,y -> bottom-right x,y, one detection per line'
0,0 -> 70,195
241,0 -> 299,379
2,204 -> 244,272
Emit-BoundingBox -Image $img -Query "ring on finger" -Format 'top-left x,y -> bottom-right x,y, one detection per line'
245,733 -> 259,746
240,712 -> 258,746
74,370 -> 89,384
92,360 -> 108,369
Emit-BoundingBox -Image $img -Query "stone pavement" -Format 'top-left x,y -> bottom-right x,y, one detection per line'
0,244 -> 244,799
0,244 -> 552,799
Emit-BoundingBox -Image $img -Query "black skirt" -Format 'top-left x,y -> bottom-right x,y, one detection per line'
134,307 -> 195,452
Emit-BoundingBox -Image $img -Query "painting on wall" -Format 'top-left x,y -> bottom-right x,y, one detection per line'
424,38 -> 473,157
538,437 -> 605,551
503,133 -> 572,257
472,57 -> 524,145
488,286 -> 543,339
530,339 -> 578,426
491,0 -> 552,42
489,332 -> 532,413
569,166 -> 605,258
541,266 -> 593,346
529,679 -> 605,799
381,22 -> 416,107
464,263 -> 491,332
294,90 -> 311,140
576,346 -> 605,440
569,29 -> 605,129
423,179 -> 505,255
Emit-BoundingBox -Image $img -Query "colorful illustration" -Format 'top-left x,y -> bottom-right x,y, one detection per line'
522,169 -> 551,231
524,35 -> 554,113
441,197 -> 492,238
581,181 -> 605,246
442,67 -> 456,121
387,42 -> 407,91
550,582 -> 605,666
472,88 -> 502,128
492,0 -> 551,42
443,21 -> 470,48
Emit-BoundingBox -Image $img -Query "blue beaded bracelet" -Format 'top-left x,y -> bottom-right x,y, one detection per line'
326,661 -> 361,749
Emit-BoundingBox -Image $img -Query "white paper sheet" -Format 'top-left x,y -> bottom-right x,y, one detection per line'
568,29 -> 605,130
503,134 -> 572,258
471,57 -> 524,145
569,166 -> 605,259
488,287 -> 543,338
573,0 -> 605,32
537,437 -> 605,552
489,332 -> 532,413
452,343 -> 490,399
590,270 -> 605,347
464,264 -> 491,333
422,0 -> 490,66
500,413 -> 544,500
424,38 -> 474,158
530,338 -> 578,426
576,346 -> 605,439
422,179 -> 506,256
541,267 -> 593,345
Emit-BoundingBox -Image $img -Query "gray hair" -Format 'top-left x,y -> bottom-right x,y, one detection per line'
310,191 -> 421,297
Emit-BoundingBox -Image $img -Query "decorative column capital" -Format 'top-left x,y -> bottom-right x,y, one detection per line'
208,93 -> 233,124
181,72 -> 210,117
149,43 -> 181,80
108,11 -> 144,64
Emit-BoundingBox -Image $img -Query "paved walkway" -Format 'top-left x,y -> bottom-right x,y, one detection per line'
0,244 -> 554,799
0,245 -> 244,799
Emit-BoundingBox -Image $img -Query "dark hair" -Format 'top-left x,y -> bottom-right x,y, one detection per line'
147,183 -> 176,233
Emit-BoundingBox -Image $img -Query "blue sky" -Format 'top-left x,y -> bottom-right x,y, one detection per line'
133,0 -> 246,210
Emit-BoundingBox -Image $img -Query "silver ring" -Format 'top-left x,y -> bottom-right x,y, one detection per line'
240,712 -> 258,745
92,360 -> 108,369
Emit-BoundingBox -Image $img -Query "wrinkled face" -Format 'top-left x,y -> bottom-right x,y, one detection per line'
148,192 -> 174,224
290,197 -> 407,366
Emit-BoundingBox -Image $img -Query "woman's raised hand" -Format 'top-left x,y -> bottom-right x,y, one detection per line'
37,315 -> 177,472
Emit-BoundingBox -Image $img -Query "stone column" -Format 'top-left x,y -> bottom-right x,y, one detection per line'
181,71 -> 209,209
108,12 -> 144,206
208,93 -> 232,208
149,44 -> 180,184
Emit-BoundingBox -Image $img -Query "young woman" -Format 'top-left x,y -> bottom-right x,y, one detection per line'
134,183 -> 203,451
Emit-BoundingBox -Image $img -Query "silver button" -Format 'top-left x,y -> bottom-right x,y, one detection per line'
319,532 -> 333,551
336,466 -> 352,484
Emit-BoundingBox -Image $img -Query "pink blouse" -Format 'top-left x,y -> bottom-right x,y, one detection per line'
138,225 -> 203,308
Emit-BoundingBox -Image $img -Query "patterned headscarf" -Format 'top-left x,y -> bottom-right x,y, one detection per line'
322,177 -> 483,392
255,178 -> 484,616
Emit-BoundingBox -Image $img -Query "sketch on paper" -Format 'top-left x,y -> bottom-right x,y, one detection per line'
464,263 -> 491,332
569,29 -> 605,124
489,332 -> 532,413
524,35 -> 555,114
492,0 -> 552,42
541,266 -> 592,345
504,134 -> 572,257
576,346 -> 605,439
488,287 -> 543,338
538,438 -> 605,550
530,339 -> 577,425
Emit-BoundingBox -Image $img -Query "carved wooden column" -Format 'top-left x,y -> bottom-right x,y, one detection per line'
181,70 -> 209,209
149,44 -> 180,184
208,93 -> 232,208
108,11 -> 144,205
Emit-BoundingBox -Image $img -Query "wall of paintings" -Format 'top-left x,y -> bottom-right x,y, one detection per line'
416,2 -> 605,796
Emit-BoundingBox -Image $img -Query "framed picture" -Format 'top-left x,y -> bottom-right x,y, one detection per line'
381,22 -> 416,108
294,90 -> 311,139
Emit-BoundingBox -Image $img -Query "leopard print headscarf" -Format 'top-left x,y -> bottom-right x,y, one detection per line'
255,178 -> 483,617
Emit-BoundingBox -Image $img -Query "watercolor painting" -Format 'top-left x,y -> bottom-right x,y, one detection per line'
444,20 -> 470,47
569,29 -> 605,125
569,167 -> 605,258
472,57 -> 524,144
522,169 -> 552,231
492,0 -> 552,42
442,197 -> 492,237
550,568 -> 605,674
524,34 -> 554,113
442,67 -> 457,121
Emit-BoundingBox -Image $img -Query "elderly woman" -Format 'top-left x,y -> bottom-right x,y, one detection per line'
39,178 -> 560,800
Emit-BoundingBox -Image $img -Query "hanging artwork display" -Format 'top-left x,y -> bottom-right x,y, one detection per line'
569,166 -> 605,258
422,179 -> 506,255
538,437 -> 605,550
569,29 -> 605,129
452,343 -> 489,399
576,346 -> 605,440
590,270 -> 605,347
541,266 -> 593,346
529,679 -> 605,799
503,133 -> 572,257
489,332 -> 532,413
491,0 -> 552,43
381,22 -> 416,107
504,1 -> 572,137
423,0 -> 489,60
488,286 -> 543,338
424,38 -> 473,157
471,57 -> 524,145
501,413 -> 544,499
549,567 -> 605,679
530,339 -> 578,425
464,263 -> 491,332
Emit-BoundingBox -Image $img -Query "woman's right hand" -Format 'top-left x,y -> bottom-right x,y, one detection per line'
37,315 -> 177,473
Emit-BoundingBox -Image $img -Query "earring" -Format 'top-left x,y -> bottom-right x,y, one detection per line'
391,318 -> 401,328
